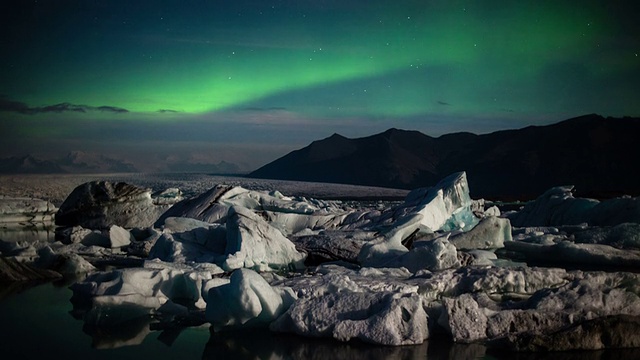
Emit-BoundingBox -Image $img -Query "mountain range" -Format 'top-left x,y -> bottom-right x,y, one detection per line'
0,152 -> 241,175
0,152 -> 137,174
249,114 -> 640,200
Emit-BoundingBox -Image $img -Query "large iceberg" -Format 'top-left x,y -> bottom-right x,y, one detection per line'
55,181 -> 172,229
155,185 -> 319,226
389,172 -> 477,232
222,206 -> 306,271
149,207 -> 306,272
508,185 -> 640,227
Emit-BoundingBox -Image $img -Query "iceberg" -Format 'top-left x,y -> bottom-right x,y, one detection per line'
448,216 -> 512,250
55,181 -> 171,229
205,268 -> 296,329
155,185 -> 319,227
223,206 -> 306,272
508,185 -> 640,227
3,171 -> 639,351
270,291 -> 428,345
407,172 -> 477,232
149,207 -> 306,272
0,195 -> 56,224
70,260 -> 221,315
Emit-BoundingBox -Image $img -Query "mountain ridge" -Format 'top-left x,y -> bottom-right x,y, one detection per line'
0,152 -> 242,175
249,114 -> 640,200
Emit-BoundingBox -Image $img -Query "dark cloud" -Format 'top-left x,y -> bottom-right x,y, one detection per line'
241,107 -> 287,112
437,101 -> 451,106
40,103 -> 88,113
0,98 -> 31,113
0,98 -> 128,114
95,105 -> 129,113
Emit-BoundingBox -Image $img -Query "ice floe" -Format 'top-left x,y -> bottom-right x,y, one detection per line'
2,172 -> 640,352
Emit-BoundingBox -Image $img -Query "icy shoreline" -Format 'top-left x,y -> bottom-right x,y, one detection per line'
2,172 -> 640,352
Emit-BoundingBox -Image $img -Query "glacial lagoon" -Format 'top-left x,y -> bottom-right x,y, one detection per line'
2,173 -> 640,359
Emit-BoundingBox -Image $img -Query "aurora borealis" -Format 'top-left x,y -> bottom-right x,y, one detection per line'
1,0 -> 639,171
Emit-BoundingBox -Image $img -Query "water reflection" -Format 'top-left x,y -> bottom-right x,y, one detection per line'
80,315 -> 154,349
203,330 -> 487,360
486,347 -> 640,360
0,223 -> 55,243
201,329 -> 640,360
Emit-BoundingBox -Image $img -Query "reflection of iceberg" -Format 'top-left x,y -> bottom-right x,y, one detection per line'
0,196 -> 56,243
81,313 -> 154,349
202,329 -> 490,360
0,224 -> 56,243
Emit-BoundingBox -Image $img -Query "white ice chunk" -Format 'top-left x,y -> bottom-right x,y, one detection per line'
270,291 -> 428,346
449,216 -> 512,250
108,225 -> 133,248
223,206 -> 306,272
156,185 -> 321,226
71,266 -> 215,311
357,213 -> 422,268
385,172 -> 477,234
205,268 -> 295,329
396,237 -> 460,272
358,213 -> 458,272
0,195 -> 56,224
162,217 -> 215,233
148,221 -> 227,263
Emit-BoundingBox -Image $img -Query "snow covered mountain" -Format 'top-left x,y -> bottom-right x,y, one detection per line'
0,152 -> 136,174
249,114 -> 640,200
0,152 -> 243,175
0,155 -> 66,174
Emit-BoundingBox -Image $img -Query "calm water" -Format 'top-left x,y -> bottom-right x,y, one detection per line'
0,282 -> 208,359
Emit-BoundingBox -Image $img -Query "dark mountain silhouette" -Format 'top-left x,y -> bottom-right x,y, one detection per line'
0,155 -> 66,174
249,114 -> 640,200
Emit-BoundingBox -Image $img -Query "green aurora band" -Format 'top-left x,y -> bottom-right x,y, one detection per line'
3,0 -> 637,119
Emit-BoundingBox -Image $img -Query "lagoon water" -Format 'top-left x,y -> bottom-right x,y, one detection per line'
0,282 -> 209,359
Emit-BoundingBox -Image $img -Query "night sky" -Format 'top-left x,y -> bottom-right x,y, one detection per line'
1,0 -> 638,171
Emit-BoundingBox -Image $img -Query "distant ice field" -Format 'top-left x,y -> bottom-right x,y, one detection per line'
0,173 -> 410,206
